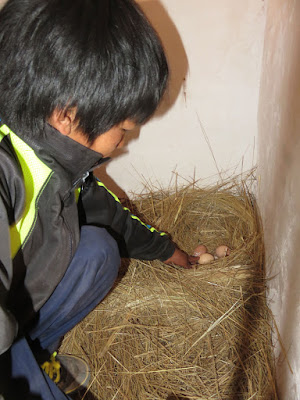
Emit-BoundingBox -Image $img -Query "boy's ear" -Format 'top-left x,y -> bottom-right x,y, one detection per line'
48,108 -> 77,136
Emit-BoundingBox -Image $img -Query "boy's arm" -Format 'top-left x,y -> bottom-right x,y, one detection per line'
78,174 -> 177,261
0,194 -> 18,354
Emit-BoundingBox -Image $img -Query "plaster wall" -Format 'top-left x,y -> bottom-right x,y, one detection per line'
257,0 -> 300,398
0,0 -> 265,197
100,0 -> 265,197
0,0 -> 265,198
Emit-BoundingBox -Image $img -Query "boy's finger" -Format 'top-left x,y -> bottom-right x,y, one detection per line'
188,255 -> 199,265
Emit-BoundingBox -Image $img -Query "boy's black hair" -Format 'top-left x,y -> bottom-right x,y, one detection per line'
0,0 -> 169,142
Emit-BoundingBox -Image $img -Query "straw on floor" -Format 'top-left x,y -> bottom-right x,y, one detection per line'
61,174 -> 277,400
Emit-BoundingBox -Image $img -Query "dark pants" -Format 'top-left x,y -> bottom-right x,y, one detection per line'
1,226 -> 120,400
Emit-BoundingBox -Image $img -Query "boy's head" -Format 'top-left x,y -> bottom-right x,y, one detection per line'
0,0 -> 169,143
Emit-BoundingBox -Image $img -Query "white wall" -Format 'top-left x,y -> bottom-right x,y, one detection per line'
258,0 -> 300,398
0,0 -> 266,197
100,0 -> 266,197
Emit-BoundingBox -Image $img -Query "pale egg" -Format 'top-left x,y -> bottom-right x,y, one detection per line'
198,253 -> 214,265
215,245 -> 231,258
193,244 -> 207,256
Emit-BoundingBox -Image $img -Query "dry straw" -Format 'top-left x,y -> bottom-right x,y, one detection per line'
62,172 -> 278,400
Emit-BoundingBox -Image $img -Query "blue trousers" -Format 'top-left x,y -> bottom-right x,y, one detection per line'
0,226 -> 120,399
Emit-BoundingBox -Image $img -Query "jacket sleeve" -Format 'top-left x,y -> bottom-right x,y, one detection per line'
78,174 -> 176,261
0,194 -> 18,355
0,139 -> 23,354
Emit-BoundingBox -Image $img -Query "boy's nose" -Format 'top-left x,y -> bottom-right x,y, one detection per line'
117,136 -> 126,149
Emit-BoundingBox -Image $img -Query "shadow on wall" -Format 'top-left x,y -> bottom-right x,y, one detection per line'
0,0 -> 7,9
139,0 -> 188,115
95,0 -> 188,197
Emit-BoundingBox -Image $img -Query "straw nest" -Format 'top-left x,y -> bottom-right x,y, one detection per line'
61,173 -> 277,400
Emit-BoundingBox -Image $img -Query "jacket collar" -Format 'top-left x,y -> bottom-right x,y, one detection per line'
21,123 -> 108,185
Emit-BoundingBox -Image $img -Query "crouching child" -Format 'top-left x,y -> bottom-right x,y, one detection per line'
0,0 -> 197,398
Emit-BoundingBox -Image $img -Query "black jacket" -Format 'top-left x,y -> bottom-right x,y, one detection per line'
0,122 -> 175,354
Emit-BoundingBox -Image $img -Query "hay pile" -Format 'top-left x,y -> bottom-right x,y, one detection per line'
61,174 -> 278,400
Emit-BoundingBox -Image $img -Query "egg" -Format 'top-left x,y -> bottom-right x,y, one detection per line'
215,245 -> 231,258
198,253 -> 214,265
193,244 -> 208,256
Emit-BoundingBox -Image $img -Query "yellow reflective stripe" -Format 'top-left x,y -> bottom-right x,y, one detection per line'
0,124 -> 53,257
96,179 -> 166,237
75,187 -> 81,203
0,130 -> 5,141
96,180 -> 121,203
123,207 -> 166,236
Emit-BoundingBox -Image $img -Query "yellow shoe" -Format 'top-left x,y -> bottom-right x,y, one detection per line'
41,352 -> 90,395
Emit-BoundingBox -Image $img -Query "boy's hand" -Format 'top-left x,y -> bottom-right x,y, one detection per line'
163,248 -> 199,269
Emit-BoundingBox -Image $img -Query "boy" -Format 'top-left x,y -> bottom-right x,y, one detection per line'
0,0 -> 197,398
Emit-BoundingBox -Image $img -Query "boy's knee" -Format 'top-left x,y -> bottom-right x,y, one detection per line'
80,226 -> 120,279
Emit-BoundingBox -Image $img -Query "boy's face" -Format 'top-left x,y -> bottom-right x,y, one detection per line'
71,119 -> 137,157
48,109 -> 137,157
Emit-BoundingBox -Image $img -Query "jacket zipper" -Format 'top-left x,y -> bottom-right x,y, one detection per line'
63,170 -> 91,262
63,163 -> 109,262
71,171 -> 90,191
